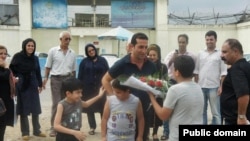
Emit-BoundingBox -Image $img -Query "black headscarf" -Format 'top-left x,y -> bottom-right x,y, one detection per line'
10,38 -> 36,91
84,43 -> 98,60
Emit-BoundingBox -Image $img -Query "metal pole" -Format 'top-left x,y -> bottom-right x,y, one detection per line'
92,0 -> 96,27
118,40 -> 120,57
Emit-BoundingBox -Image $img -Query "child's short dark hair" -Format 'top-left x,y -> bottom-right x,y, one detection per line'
112,79 -> 130,91
174,55 -> 195,78
61,77 -> 82,95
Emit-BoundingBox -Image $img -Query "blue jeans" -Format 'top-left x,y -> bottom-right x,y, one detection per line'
202,88 -> 221,125
162,120 -> 169,137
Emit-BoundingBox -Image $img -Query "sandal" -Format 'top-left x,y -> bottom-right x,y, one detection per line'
88,129 -> 95,135
49,129 -> 56,137
160,135 -> 168,140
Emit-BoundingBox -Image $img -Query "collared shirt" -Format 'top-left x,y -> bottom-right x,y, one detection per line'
221,58 -> 250,122
194,49 -> 227,88
45,46 -> 76,76
108,54 -> 157,111
164,50 -> 196,80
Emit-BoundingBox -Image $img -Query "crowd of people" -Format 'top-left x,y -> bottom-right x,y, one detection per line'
0,30 -> 250,141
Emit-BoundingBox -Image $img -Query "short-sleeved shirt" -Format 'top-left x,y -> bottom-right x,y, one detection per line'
194,49 -> 227,88
221,58 -> 250,122
108,54 -> 157,111
45,46 -> 76,76
163,81 -> 204,141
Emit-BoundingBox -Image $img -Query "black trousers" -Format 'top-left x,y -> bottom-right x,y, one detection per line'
20,114 -> 41,136
0,125 -> 6,141
86,111 -> 103,129
56,132 -> 78,141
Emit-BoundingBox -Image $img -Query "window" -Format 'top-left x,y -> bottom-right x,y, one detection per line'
0,0 -> 19,25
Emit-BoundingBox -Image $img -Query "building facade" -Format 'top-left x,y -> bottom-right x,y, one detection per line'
0,0 -> 250,58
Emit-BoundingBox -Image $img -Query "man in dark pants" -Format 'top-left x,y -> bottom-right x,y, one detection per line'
220,38 -> 250,125
102,32 -> 157,141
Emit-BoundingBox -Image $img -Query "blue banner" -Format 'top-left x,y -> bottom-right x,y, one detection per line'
32,0 -> 68,28
111,0 -> 155,28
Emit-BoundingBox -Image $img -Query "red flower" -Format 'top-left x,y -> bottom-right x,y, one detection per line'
155,80 -> 163,88
137,75 -> 170,98
139,76 -> 147,82
147,80 -> 155,87
117,74 -> 170,98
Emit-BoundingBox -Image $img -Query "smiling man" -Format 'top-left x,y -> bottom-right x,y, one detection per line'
194,30 -> 227,125
102,32 -> 157,141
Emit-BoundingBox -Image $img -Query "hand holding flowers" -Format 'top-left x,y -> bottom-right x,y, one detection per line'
117,73 -> 170,98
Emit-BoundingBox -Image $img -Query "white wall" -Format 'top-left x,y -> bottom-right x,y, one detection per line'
1,0 -> 250,58
2,23 -> 250,58
237,22 -> 250,54
166,24 -> 238,56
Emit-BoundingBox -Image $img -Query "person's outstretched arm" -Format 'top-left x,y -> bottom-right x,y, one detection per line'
82,86 -> 106,108
148,91 -> 173,121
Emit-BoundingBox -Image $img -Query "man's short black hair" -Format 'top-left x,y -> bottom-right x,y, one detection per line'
224,38 -> 243,55
205,30 -> 217,40
61,77 -> 82,95
131,32 -> 148,46
178,34 -> 189,43
174,55 -> 195,78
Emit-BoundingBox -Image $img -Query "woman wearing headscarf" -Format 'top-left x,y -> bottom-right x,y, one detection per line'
77,43 -> 109,135
10,38 -> 46,140
0,45 -> 16,141
147,44 -> 168,141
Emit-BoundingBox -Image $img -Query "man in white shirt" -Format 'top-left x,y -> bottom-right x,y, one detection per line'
194,30 -> 227,125
43,31 -> 77,137
164,34 -> 196,84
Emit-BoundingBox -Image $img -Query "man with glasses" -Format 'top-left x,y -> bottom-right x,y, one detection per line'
43,31 -> 77,137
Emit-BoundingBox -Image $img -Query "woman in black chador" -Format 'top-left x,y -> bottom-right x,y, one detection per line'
10,38 -> 46,140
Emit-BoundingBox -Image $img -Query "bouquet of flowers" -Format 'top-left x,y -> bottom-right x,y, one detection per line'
117,73 -> 170,98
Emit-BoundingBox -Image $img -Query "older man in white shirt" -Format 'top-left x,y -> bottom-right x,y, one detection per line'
43,31 -> 77,137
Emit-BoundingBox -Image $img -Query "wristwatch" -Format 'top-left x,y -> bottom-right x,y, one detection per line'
238,115 -> 246,119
